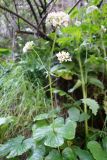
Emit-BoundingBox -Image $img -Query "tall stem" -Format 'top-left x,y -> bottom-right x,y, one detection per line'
32,48 -> 48,73
48,33 -> 57,110
101,33 -> 107,74
78,54 -> 88,138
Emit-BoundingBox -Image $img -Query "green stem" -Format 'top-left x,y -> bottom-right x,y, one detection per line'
48,32 -> 57,110
78,54 -> 88,139
101,33 -> 107,74
32,48 -> 48,73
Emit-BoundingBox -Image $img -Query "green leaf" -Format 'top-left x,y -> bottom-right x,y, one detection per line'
0,136 -> 33,159
82,98 -> 99,115
87,141 -> 107,160
33,126 -> 52,141
57,37 -> 71,46
44,131 -> 64,148
0,48 -> 11,55
62,147 -> 77,160
62,26 -> 81,41
102,137 -> 107,152
79,113 -> 90,122
7,137 -> 33,158
68,107 -> 80,121
34,113 -> 49,121
44,118 -> 64,148
0,117 -> 13,126
33,117 -> 76,148
28,145 -> 45,160
88,77 -> 104,90
57,119 -> 77,140
53,117 -> 64,128
34,112 -> 56,121
45,150 -> 62,160
56,69 -> 72,80
70,8 -> 79,19
73,146 -> 94,160
86,5 -> 99,14
68,80 -> 82,93
52,88 -> 66,96
0,143 -> 10,158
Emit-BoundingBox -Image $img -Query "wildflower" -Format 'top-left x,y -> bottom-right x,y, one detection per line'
101,25 -> 106,33
84,2 -> 88,6
75,20 -> 81,27
25,28 -> 33,32
86,5 -> 98,14
23,41 -> 34,53
46,11 -> 70,28
56,51 -> 72,63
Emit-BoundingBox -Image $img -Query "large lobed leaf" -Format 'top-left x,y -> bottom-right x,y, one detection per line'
33,117 -> 77,148
0,136 -> 33,159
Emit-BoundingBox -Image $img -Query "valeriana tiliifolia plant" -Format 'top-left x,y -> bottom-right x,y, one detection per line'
46,11 -> 70,110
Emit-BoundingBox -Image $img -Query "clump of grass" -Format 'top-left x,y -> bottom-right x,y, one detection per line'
0,57 -> 49,142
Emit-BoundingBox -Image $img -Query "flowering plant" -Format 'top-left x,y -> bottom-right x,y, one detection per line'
56,51 -> 72,63
1,2 -> 107,160
23,41 -> 34,53
46,11 -> 70,28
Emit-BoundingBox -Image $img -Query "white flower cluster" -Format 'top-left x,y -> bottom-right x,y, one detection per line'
86,5 -> 98,14
23,41 -> 34,53
101,25 -> 106,33
46,11 -> 70,28
56,51 -> 72,63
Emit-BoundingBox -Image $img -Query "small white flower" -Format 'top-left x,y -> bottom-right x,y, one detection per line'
75,20 -> 81,27
56,51 -> 72,63
46,11 -> 70,28
25,28 -> 33,32
23,41 -> 34,53
101,25 -> 106,33
84,2 -> 88,6
86,5 -> 98,14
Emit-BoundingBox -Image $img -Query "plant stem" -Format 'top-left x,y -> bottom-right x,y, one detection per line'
78,54 -> 88,138
101,33 -> 107,74
32,48 -> 48,73
48,32 -> 57,110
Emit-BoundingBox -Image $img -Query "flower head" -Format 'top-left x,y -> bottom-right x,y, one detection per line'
84,2 -> 88,6
56,51 -> 72,63
86,5 -> 98,14
23,41 -> 34,53
101,25 -> 106,33
46,11 -> 70,28
25,28 -> 33,32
